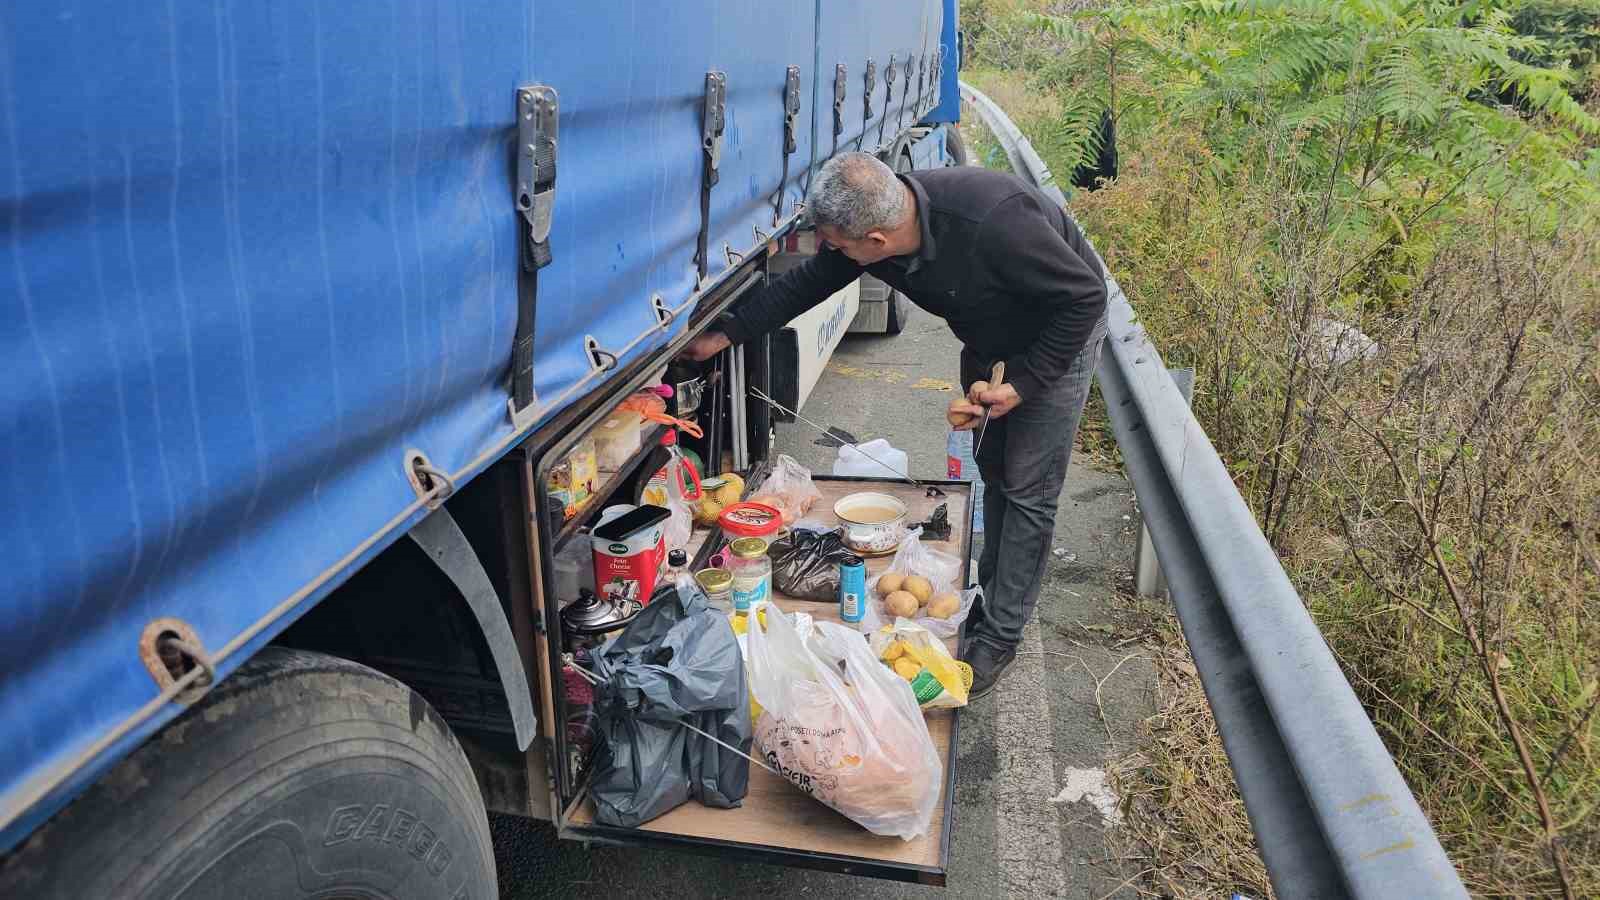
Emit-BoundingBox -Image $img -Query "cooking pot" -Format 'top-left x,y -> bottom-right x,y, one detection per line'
664,362 -> 706,417
833,491 -> 909,554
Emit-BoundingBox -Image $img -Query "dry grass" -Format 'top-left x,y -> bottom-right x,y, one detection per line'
966,59 -> 1600,899
1107,603 -> 1274,899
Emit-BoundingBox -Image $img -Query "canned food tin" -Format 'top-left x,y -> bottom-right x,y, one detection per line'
838,555 -> 866,623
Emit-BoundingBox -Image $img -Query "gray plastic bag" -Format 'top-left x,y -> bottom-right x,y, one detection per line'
587,574 -> 751,827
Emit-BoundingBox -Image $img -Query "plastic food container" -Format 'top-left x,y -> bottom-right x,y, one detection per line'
593,410 -> 645,471
717,501 -> 783,540
833,491 -> 908,554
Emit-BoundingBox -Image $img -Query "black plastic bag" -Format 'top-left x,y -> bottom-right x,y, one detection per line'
587,576 -> 751,827
769,528 -> 855,601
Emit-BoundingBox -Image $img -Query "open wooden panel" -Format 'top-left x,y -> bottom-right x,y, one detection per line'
563,478 -> 972,885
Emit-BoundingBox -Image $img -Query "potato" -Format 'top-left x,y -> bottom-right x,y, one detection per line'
946,396 -> 978,429
927,593 -> 960,619
694,496 -> 724,526
876,573 -> 905,595
881,640 -> 905,662
893,658 -> 921,681
903,575 -> 934,605
711,473 -> 745,506
885,590 -> 919,618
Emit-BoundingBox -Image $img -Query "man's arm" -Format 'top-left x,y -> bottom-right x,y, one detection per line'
718,245 -> 861,346
981,192 -> 1107,405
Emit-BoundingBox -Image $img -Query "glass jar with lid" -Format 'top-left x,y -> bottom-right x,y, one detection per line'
727,537 -> 771,615
693,567 -> 734,613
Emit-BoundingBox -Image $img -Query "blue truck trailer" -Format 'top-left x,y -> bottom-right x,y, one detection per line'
0,1 -> 968,894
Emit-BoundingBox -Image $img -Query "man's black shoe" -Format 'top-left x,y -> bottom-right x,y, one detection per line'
963,640 -> 1017,700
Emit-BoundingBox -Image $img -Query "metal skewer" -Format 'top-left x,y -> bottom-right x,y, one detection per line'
747,386 -> 944,497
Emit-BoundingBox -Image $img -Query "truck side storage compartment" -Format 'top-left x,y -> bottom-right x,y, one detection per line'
535,448 -> 971,883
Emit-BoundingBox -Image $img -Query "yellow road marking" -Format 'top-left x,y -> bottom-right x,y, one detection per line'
825,363 -> 954,391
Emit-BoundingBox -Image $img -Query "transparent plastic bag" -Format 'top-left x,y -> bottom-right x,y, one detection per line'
660,442 -> 702,553
858,528 -> 974,639
870,619 -> 971,709
745,609 -> 941,840
749,453 -> 822,526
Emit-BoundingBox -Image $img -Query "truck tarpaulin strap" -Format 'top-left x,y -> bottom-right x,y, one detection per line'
858,58 -> 875,151
696,71 -> 726,282
832,63 -> 847,156
880,54 -> 896,148
775,66 -> 801,226
513,85 -> 557,420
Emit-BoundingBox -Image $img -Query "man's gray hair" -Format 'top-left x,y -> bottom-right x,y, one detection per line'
805,152 -> 910,239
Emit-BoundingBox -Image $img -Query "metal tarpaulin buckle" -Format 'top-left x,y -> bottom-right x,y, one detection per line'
516,85 -> 558,268
701,71 -> 726,181
832,63 -> 847,142
863,58 -> 876,120
884,54 -> 897,114
783,66 -> 801,154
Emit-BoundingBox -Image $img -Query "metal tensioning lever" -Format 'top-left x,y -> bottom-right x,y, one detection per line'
746,386 -> 945,498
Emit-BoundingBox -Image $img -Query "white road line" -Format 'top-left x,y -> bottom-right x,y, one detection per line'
993,617 -> 1066,896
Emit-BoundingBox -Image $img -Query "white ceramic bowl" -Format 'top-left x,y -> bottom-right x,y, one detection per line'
833,492 -> 908,554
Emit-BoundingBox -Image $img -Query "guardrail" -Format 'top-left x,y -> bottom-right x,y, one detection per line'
959,82 -> 1468,900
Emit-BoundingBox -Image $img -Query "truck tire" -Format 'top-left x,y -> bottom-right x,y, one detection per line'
884,289 -> 913,335
0,647 -> 496,900
945,124 -> 970,167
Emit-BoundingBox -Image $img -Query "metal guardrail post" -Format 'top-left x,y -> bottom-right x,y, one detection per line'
960,81 -> 1468,900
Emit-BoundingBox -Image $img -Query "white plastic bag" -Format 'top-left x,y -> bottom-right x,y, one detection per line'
745,609 -> 942,840
833,438 -> 909,479
660,443 -> 701,553
749,453 -> 822,526
858,528 -> 975,639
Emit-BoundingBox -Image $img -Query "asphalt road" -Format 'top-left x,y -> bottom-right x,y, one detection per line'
492,309 -> 1154,898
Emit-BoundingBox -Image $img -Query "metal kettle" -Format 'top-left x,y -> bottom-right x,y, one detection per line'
559,589 -> 637,647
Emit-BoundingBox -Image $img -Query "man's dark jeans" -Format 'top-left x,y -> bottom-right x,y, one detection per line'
960,316 -> 1108,652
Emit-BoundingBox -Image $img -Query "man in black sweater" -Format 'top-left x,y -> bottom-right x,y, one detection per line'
685,152 -> 1108,698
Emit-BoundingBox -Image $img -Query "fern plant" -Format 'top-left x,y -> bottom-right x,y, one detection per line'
1023,0 -> 1600,218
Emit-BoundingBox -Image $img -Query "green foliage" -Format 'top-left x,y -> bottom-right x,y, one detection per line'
1504,0 -> 1600,97
986,0 -> 1600,232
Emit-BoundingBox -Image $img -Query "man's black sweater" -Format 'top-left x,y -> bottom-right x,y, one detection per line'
720,166 -> 1107,403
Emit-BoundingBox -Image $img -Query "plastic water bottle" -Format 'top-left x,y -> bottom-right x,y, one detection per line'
945,429 -> 985,533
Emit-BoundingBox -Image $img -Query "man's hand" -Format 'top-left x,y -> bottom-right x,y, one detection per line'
970,381 -> 1022,420
681,331 -> 732,362
977,383 -> 1022,419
